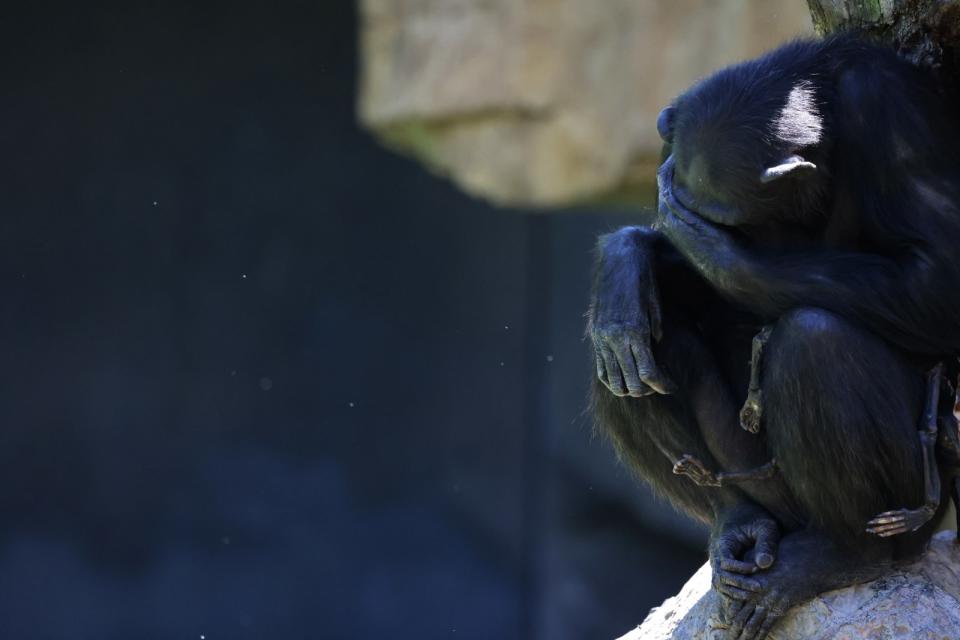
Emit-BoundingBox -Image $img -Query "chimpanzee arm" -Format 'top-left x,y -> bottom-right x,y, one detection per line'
588,225 -> 719,396
588,226 -> 671,397
663,206 -> 960,355
658,193 -> 960,356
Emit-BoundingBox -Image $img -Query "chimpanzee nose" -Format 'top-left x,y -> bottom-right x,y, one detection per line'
656,106 -> 676,144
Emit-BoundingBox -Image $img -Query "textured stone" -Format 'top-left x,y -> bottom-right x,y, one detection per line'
620,531 -> 960,640
807,0 -> 960,68
358,1 -> 813,207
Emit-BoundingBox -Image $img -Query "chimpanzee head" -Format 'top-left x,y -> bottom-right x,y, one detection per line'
657,64 -> 831,227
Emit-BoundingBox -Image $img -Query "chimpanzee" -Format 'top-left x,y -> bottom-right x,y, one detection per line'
588,35 -> 960,639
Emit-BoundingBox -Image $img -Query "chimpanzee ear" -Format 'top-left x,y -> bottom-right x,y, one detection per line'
760,155 -> 817,184
656,106 -> 676,144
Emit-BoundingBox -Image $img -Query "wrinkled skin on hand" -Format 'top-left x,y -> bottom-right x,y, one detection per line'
711,506 -> 780,604
589,227 -> 677,398
720,531 -> 885,640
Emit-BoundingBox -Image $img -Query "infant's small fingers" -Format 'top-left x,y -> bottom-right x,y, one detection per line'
872,510 -> 904,518
867,520 -> 908,533
672,458 -> 698,475
866,524 -> 906,535
866,513 -> 904,526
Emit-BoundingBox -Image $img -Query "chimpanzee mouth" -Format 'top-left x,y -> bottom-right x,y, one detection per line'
658,156 -> 743,228
671,183 -> 699,213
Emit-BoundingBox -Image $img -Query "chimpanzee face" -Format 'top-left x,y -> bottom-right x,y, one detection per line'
655,81 -> 823,227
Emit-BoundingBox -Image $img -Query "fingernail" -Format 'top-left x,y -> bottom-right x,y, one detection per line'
756,553 -> 773,569
655,381 -> 677,395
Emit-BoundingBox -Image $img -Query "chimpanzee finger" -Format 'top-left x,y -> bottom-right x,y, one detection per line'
739,605 -> 768,640
866,517 -> 908,531
720,557 -> 760,575
715,582 -> 753,602
593,340 -> 614,391
630,344 -> 663,396
727,598 -> 757,640
719,571 -> 761,593
756,611 -> 780,639
866,511 -> 905,525
720,593 -> 745,624
714,536 -> 755,574
610,342 -> 650,397
752,522 -> 779,570
599,345 -> 628,396
866,523 -> 908,537
595,354 -> 608,385
631,343 -> 677,395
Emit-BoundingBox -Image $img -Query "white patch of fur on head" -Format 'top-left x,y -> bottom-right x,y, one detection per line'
773,82 -> 822,147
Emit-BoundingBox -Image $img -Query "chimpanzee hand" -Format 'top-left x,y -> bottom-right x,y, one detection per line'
721,530 -> 872,640
589,227 -> 677,397
654,157 -> 754,291
710,507 -> 780,606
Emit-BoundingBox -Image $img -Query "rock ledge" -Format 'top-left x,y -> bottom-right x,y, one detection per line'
621,530 -> 960,640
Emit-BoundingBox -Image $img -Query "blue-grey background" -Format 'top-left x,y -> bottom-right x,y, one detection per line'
0,3 -> 704,639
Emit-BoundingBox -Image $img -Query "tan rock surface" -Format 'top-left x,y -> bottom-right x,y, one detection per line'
358,1 -> 813,207
620,530 -> 960,640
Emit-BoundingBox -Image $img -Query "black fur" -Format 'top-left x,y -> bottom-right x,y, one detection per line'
588,35 -> 960,639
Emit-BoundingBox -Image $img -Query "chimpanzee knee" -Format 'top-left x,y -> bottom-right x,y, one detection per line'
771,307 -> 852,351
762,307 -> 925,546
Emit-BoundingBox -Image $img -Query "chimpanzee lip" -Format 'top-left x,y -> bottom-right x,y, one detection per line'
658,155 -> 743,228
672,183 -> 698,211
665,175 -> 742,228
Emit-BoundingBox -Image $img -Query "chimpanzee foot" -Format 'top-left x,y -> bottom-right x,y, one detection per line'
866,506 -> 935,537
720,530 -> 887,640
865,364 -> 944,538
739,395 -> 763,434
709,505 -> 780,605
674,455 -> 778,488
739,326 -> 773,434
673,454 -> 721,487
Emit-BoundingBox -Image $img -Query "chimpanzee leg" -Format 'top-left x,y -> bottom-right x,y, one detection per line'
590,328 -> 727,525
725,307 -> 932,640
763,307 -> 928,545
592,313 -> 818,622
592,315 -> 797,526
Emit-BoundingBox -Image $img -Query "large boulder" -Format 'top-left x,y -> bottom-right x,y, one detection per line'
622,530 -> 960,640
358,0 -> 812,208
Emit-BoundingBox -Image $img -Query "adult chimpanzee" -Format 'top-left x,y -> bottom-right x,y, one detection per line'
588,35 -> 960,639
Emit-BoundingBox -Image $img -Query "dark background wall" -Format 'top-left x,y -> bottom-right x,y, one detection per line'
0,3 -> 704,639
